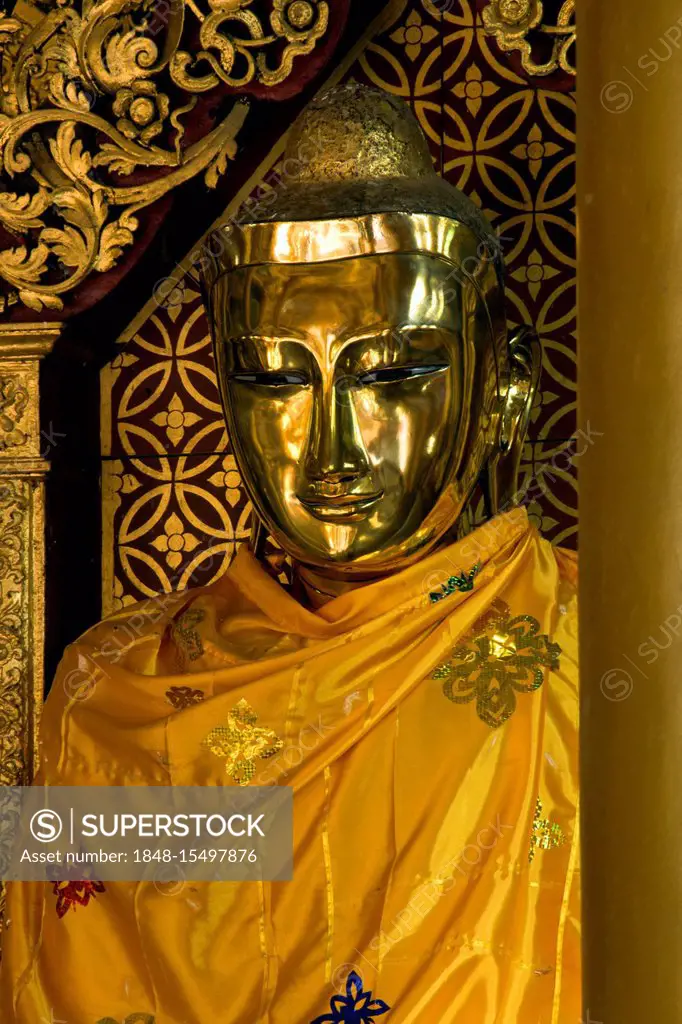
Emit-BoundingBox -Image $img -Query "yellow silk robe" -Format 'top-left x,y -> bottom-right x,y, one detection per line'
0,508 -> 580,1023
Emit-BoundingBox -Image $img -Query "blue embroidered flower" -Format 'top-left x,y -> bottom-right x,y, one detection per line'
311,970 -> 390,1023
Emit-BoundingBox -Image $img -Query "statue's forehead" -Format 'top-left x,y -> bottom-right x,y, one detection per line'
205,213 -> 485,286
234,251 -> 451,282
220,253 -> 462,337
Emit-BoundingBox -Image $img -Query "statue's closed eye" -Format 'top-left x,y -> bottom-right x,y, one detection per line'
229,371 -> 309,386
229,365 -> 448,388
355,364 -> 448,385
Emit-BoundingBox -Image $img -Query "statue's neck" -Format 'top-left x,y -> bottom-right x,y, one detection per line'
294,564 -> 381,609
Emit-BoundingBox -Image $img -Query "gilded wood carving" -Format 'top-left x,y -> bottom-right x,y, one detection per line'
482,0 -> 576,77
0,0 -> 331,313
0,323 -> 60,951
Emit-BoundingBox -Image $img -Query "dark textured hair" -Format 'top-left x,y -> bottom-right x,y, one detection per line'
230,82 -> 504,284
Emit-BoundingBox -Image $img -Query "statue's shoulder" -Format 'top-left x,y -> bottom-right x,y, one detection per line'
59,569 -> 245,679
70,586 -> 203,652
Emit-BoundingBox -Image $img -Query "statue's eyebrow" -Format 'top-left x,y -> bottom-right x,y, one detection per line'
230,321 -> 448,342
231,332 -> 309,345
228,325 -> 451,370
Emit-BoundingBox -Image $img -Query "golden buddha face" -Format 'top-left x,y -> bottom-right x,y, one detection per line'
211,250 -> 499,577
203,85 -> 539,578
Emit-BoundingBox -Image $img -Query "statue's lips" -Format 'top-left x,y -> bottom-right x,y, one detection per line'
297,492 -> 383,522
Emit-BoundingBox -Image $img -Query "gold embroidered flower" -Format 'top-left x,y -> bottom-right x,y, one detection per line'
170,607 -> 205,664
529,798 -> 567,862
453,65 -> 499,117
113,79 -> 169,145
510,248 -> 559,300
204,698 -> 283,785
151,393 -> 201,446
208,454 -> 242,508
150,512 -> 200,570
433,600 -> 561,728
512,123 -> 561,179
390,10 -> 438,62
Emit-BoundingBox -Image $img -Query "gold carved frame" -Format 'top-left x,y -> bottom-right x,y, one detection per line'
0,0 -> 333,314
482,0 -> 575,77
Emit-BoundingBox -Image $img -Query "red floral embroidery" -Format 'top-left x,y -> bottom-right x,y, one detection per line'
53,879 -> 105,918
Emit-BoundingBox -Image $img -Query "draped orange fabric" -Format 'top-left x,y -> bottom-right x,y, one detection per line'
0,508 -> 580,1024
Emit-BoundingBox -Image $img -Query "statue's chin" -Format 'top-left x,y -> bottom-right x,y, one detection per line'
255,481 -> 472,577
266,516 -> 453,579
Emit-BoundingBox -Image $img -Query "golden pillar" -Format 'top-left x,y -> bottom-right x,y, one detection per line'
580,2 -> 682,1018
0,322 -> 59,945
0,322 -> 60,786
0,323 -> 59,787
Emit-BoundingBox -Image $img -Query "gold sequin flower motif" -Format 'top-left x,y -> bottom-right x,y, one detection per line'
433,600 -> 561,728
529,798 -> 567,862
203,699 -> 284,785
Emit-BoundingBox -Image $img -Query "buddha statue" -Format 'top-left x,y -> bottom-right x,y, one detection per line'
0,84 -> 579,1023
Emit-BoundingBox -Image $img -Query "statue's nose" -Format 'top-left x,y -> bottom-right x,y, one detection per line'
303,377 -> 372,489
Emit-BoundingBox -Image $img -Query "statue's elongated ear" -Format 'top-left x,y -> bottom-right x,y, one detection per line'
486,326 -> 542,515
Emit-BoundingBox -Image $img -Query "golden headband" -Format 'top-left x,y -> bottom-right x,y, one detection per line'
201,212 -> 499,293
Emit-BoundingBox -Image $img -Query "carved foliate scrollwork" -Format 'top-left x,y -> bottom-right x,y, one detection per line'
0,478 -> 29,789
0,0 -> 331,313
0,477 -> 29,954
170,0 -> 329,91
482,0 -> 575,77
0,377 -> 29,451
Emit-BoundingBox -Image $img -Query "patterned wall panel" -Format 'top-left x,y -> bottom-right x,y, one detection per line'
101,0 -> 577,612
